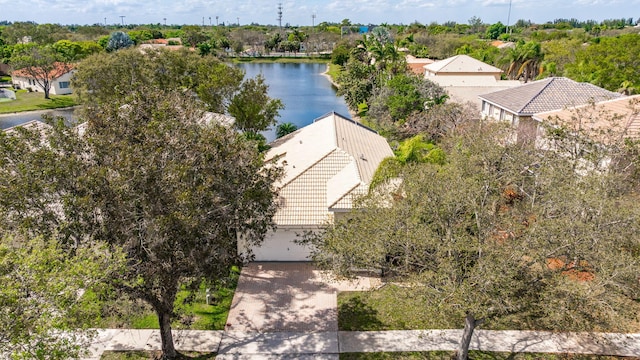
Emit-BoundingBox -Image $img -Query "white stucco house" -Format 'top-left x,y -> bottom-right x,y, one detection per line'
11,63 -> 75,95
423,55 -> 520,107
239,112 -> 394,261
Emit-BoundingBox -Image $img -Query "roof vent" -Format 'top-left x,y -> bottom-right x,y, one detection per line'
360,154 -> 367,161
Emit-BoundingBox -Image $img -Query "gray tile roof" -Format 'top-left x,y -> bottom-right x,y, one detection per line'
479,77 -> 623,116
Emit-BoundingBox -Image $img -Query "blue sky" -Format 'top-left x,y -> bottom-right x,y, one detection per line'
1,0 -> 637,26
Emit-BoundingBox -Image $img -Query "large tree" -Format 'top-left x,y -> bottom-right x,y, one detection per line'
1,50 -> 282,359
11,45 -> 72,99
72,47 -> 245,114
306,122 -> 640,360
228,74 -> 284,134
0,236 -> 124,360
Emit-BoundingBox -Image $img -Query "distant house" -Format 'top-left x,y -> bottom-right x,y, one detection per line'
532,94 -> 640,146
238,112 -> 394,262
406,55 -> 434,76
12,62 -> 75,95
4,119 -> 52,133
423,55 -> 520,107
479,77 -> 623,144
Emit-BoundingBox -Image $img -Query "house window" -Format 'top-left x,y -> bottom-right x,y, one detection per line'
59,81 -> 70,89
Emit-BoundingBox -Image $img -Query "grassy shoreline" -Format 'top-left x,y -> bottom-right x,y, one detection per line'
230,56 -> 331,64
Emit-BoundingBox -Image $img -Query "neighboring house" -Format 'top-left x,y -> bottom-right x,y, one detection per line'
406,55 -> 434,76
423,54 -> 520,107
479,77 -> 623,144
12,63 -> 75,95
532,94 -> 640,146
3,120 -> 52,138
239,112 -> 394,261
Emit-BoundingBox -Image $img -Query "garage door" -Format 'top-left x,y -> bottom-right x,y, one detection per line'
251,229 -> 313,261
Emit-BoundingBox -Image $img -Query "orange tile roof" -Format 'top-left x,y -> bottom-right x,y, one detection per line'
534,95 -> 640,142
12,62 -> 74,79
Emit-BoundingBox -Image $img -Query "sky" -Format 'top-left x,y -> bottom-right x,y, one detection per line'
1,0 -> 638,27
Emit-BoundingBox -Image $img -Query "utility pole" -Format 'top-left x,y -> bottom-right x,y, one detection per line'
163,17 -> 167,26
277,3 -> 283,29
506,0 -> 513,34
104,17 -> 107,26
237,17 -> 240,26
119,15 -> 125,26
312,13 -> 316,30
209,17 -> 212,26
216,16 -> 219,26
202,17 -> 205,26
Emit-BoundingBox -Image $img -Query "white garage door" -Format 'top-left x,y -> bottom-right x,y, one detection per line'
251,229 -> 313,261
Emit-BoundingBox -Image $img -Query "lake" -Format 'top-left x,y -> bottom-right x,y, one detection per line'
236,62 -> 351,142
1,62 -> 350,142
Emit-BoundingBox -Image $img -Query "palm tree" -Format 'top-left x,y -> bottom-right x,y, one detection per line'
276,122 -> 298,138
501,41 -> 544,82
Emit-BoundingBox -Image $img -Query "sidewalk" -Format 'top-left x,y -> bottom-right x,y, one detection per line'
85,328 -> 640,359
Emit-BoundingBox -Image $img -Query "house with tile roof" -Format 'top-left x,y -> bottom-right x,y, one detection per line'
239,112 -> 394,261
11,62 -> 75,95
406,55 -> 434,76
479,77 -> 623,144
423,55 -> 520,107
3,119 -> 53,135
532,94 -> 640,147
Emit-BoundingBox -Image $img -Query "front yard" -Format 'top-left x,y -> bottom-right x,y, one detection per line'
85,267 -> 240,331
0,89 -> 76,113
338,284 -> 640,333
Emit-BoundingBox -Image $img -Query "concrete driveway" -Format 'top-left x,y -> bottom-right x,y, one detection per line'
225,262 -> 379,333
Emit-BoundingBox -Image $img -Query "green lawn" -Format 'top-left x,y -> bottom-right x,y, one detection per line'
338,285 -> 640,333
0,90 -> 76,114
85,267 -> 240,331
326,63 -> 343,84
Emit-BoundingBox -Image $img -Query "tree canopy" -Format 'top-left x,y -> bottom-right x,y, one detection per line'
565,34 -> 640,93
306,122 -> 640,360
0,236 -> 124,360
1,48 -> 283,359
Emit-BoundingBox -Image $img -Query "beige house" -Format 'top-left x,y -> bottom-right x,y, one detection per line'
12,63 -> 75,95
239,112 -> 393,261
423,55 -> 520,106
532,95 -> 640,146
479,77 -> 623,144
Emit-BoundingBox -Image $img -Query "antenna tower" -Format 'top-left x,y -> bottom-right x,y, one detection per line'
277,3 -> 283,29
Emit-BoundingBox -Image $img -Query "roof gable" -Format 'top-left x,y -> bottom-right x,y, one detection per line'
267,112 -> 393,225
424,55 -> 502,74
479,77 -> 623,116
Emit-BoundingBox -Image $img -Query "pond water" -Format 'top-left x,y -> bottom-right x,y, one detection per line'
236,62 -> 350,142
1,63 -> 350,142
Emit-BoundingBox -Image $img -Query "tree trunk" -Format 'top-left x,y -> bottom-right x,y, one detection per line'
44,87 -> 50,99
457,313 -> 481,360
158,310 -> 177,359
